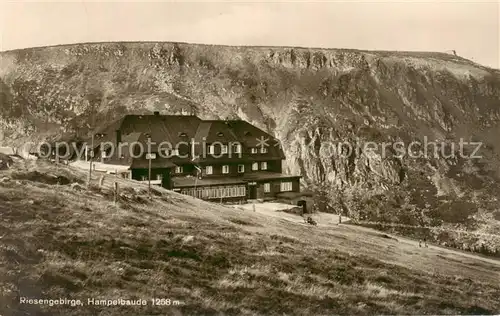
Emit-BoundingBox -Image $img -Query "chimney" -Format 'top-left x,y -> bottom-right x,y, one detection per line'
153,111 -> 160,116
116,130 -> 122,144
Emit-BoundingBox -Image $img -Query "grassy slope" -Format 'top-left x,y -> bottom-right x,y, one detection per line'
1,160 -> 500,316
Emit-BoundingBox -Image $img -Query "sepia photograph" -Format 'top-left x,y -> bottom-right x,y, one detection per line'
0,0 -> 499,315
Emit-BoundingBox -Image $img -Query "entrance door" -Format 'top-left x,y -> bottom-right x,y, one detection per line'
248,184 -> 257,199
297,200 -> 307,215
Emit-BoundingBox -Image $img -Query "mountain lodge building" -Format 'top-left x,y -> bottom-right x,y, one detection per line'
84,112 -> 301,202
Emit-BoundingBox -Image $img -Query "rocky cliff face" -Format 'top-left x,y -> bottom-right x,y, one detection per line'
1,42 -> 500,251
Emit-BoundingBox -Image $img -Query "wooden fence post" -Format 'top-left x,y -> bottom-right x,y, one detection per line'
114,181 -> 119,205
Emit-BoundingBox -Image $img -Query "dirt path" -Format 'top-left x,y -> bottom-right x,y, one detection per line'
234,202 -> 349,225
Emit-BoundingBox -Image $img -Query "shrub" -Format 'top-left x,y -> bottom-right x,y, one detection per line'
493,211 -> 500,221
435,200 -> 477,224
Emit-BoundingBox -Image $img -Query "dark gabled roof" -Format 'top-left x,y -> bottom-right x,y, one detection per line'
159,115 -> 201,144
84,116 -> 126,147
194,120 -> 239,144
193,121 -> 212,144
121,132 -> 142,144
224,120 -> 275,147
91,114 -> 286,165
192,120 -> 242,157
89,114 -> 201,150
120,115 -> 201,146
95,116 -> 125,135
224,120 -> 285,159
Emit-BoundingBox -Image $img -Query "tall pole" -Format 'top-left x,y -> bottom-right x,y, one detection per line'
114,169 -> 118,206
194,175 -> 198,198
148,136 -> 152,200
88,133 -> 94,188
148,155 -> 152,200
147,118 -> 152,200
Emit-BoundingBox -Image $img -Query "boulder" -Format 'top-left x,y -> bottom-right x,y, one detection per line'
70,183 -> 85,191
0,153 -> 13,170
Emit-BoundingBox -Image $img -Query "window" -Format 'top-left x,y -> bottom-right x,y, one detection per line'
252,162 -> 259,171
233,144 -> 242,154
261,161 -> 268,170
222,165 -> 229,174
180,185 -> 246,199
221,144 -> 228,154
280,181 -> 293,192
208,187 -> 215,198
217,132 -> 224,137
206,165 -> 213,175
264,183 -> 271,193
260,147 -> 268,154
208,145 -> 215,155
237,164 -> 245,173
251,148 -> 258,154
175,166 -> 183,174
202,188 -> 209,199
156,174 -> 163,181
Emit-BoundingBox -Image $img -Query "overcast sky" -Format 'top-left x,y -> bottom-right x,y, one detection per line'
0,0 -> 498,68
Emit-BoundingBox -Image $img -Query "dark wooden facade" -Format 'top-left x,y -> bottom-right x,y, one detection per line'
246,177 -> 301,200
131,168 -> 172,189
